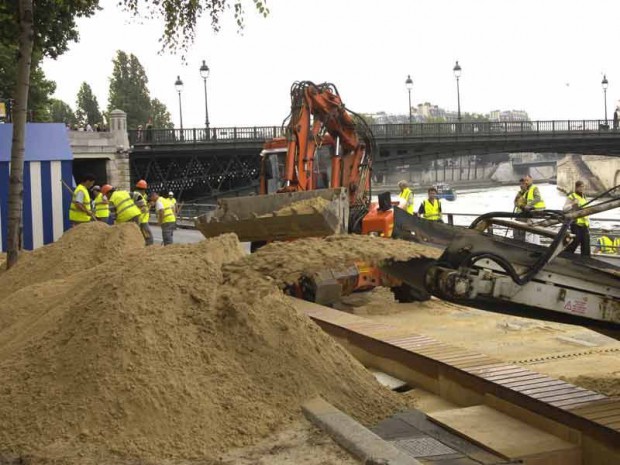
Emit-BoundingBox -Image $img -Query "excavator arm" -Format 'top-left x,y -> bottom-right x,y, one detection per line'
283,81 -> 373,208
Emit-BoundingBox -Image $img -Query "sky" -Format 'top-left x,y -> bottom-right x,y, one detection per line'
42,0 -> 620,128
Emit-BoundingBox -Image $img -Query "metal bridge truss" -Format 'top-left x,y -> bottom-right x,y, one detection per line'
129,149 -> 260,201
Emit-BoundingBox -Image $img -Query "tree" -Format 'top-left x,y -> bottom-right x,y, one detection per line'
49,98 -> 76,125
108,51 -> 152,129
75,81 -> 102,127
0,43 -> 56,122
150,98 -> 173,129
3,0 -> 268,269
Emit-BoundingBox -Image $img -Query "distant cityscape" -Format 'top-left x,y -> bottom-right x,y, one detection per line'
368,103 -> 529,124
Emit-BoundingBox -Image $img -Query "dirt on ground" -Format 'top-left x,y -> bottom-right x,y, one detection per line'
0,225 -> 417,464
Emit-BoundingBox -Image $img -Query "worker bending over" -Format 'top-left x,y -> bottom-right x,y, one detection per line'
563,180 -> 590,257
132,179 -> 154,246
92,185 -> 110,224
150,191 -> 176,245
418,187 -> 442,221
100,185 -> 142,224
69,173 -> 96,226
595,228 -> 616,254
397,180 -> 415,215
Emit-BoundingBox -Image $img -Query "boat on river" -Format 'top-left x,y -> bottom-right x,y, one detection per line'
433,183 -> 457,201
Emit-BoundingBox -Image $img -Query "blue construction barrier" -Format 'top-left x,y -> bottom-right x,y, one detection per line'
0,123 -> 72,251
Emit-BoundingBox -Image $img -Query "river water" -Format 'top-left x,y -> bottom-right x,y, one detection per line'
381,183 -> 620,229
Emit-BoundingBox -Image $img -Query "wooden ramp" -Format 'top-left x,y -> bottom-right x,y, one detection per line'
429,405 -> 580,465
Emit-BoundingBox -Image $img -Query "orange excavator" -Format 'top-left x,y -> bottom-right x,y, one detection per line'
196,81 -> 394,244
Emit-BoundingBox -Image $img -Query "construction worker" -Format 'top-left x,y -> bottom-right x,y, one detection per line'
418,187 -> 442,221
150,191 -> 176,245
69,173 -> 96,226
522,175 -> 545,245
168,191 -> 179,215
92,185 -> 110,224
397,180 -> 415,215
594,228 -> 615,254
522,175 -> 546,212
615,235 -> 620,255
132,179 -> 154,246
563,180 -> 590,257
512,178 -> 528,241
100,184 -> 142,224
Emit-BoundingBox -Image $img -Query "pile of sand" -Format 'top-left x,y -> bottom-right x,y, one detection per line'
273,197 -> 330,215
563,375 -> 620,397
223,234 -> 441,289
0,224 -> 410,464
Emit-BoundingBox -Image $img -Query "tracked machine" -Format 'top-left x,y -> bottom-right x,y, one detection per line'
195,80 -> 619,335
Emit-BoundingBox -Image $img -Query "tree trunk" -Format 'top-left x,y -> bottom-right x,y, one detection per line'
6,0 -> 34,269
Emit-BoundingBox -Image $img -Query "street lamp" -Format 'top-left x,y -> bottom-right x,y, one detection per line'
199,60 -> 210,138
405,74 -> 413,123
602,74 -> 609,123
174,75 -> 184,132
453,61 -> 462,122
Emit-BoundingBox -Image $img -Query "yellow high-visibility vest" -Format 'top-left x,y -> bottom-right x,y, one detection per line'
109,190 -> 141,223
568,192 -> 589,227
399,187 -> 414,214
598,236 -> 614,254
422,199 -> 441,221
93,192 -> 110,219
133,191 -> 150,224
160,197 -> 176,224
614,238 -> 620,255
526,185 -> 546,209
69,184 -> 92,222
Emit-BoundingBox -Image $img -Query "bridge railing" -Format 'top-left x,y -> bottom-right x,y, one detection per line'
129,120 -> 615,146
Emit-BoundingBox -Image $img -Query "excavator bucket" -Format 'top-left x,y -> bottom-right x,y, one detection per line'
194,188 -> 349,243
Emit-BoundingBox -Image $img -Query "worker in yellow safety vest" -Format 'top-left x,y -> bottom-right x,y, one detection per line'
91,185 -> 110,224
132,179 -> 154,246
168,191 -> 180,215
397,180 -> 415,214
100,184 -> 142,224
418,187 -> 442,221
150,191 -> 177,245
563,180 -> 590,257
512,177 -> 528,241
595,228 -> 615,254
615,237 -> 620,255
69,173 -> 96,226
522,175 -> 546,211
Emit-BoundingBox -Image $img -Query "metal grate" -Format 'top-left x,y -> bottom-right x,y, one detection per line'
391,437 -> 456,457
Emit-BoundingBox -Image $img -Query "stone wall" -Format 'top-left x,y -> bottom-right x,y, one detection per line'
68,109 -> 131,190
557,154 -> 615,195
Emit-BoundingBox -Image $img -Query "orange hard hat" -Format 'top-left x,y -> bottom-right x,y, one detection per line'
101,184 -> 113,196
135,179 -> 147,189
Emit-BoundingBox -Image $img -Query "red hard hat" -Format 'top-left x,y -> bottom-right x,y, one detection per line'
135,179 -> 147,189
101,184 -> 113,196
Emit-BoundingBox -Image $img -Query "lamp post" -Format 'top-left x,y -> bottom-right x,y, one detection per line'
174,76 -> 184,136
453,61 -> 462,122
405,74 -> 413,123
200,60 -> 210,139
602,74 -> 609,124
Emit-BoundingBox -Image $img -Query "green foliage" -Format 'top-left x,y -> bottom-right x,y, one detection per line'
150,98 -> 173,128
49,98 -> 76,125
119,0 -> 269,55
107,51 -> 174,129
0,0 -> 99,58
0,42 -> 56,122
107,50 -> 153,129
76,82 -> 102,127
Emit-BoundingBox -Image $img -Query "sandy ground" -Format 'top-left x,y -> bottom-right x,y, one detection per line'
341,289 -> 620,396
200,419 -> 358,465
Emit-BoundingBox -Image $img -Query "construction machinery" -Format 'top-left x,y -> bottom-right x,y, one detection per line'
195,81 -> 393,243
382,193 -> 620,334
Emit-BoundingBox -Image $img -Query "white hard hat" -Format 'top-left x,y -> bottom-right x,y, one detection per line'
168,191 -> 174,196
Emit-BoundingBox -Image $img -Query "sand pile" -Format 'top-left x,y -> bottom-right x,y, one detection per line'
223,234 -> 441,289
0,222 -> 144,300
273,197 -> 330,215
0,229 -> 408,464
